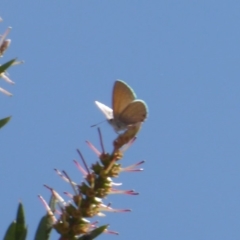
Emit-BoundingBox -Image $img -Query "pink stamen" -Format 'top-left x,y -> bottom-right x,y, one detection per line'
121,160 -> 145,172
98,127 -> 105,153
77,149 -> 91,175
0,27 -> 11,48
105,229 -> 119,235
54,169 -> 77,185
62,170 -> 78,195
73,160 -> 88,176
100,204 -> 131,213
63,191 -> 73,199
0,73 -> 15,84
0,87 -> 12,96
110,188 -> 139,195
38,195 -> 56,223
86,141 -> 101,157
44,185 -> 66,206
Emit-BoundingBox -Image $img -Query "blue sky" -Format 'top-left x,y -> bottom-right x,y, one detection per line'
1,1 -> 240,239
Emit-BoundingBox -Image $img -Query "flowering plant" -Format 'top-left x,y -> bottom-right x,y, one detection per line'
2,17 -> 147,240
0,18 -> 22,129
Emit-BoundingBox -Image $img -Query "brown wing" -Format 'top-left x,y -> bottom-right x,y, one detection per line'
118,100 -> 148,125
112,80 -> 136,118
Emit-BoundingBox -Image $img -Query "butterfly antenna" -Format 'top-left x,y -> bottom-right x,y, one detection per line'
90,119 -> 106,128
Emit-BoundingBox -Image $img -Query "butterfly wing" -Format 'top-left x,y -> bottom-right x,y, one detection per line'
95,101 -> 122,132
118,100 -> 148,125
112,80 -> 136,118
95,101 -> 113,120
96,80 -> 147,133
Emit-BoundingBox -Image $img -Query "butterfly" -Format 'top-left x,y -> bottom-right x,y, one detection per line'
95,80 -> 148,133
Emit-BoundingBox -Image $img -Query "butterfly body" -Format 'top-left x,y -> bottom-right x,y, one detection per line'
95,80 -> 148,133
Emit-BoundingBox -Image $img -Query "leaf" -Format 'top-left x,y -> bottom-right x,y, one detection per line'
77,225 -> 108,240
0,59 -> 16,74
34,215 -> 52,240
3,221 -> 16,240
0,116 -> 11,128
3,203 -> 27,240
15,202 -> 27,240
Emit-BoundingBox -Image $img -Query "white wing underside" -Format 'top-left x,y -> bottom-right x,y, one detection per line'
95,101 -> 128,132
95,101 -> 113,120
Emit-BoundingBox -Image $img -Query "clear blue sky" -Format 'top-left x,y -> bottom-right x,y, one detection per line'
1,1 -> 240,240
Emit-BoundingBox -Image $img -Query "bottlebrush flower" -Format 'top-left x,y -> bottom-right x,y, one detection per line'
40,115 -> 146,239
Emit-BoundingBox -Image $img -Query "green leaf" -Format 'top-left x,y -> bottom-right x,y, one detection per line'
77,225 -> 108,240
0,59 -> 16,74
3,221 -> 16,240
34,215 -> 52,240
0,116 -> 11,129
15,202 -> 27,240
3,203 -> 27,240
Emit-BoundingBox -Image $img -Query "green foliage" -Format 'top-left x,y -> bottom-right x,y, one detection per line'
0,116 -> 11,129
0,58 -> 16,74
3,203 -> 27,240
4,221 -> 16,240
34,215 -> 52,240
77,225 -> 109,240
